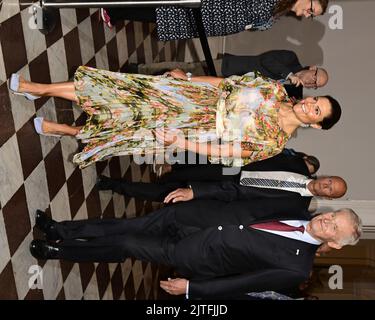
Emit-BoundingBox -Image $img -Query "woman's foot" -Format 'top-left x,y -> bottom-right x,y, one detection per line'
18,75 -> 30,91
9,74 -> 40,100
34,117 -> 62,137
34,117 -> 80,137
100,9 -> 113,29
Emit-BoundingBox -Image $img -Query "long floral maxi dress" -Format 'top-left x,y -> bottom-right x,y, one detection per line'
73,67 -> 291,168
73,66 -> 220,168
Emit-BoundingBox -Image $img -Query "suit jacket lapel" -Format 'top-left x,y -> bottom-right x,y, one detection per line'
247,210 -> 312,225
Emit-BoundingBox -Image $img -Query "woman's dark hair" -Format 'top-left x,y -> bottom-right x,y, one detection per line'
319,95 -> 342,130
303,155 -> 320,174
282,149 -> 320,174
273,0 -> 329,17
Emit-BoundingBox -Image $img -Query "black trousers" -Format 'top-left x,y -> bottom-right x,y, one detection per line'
106,178 -> 185,202
165,163 -> 240,182
55,204 -> 197,264
106,7 -> 157,24
102,168 -> 238,202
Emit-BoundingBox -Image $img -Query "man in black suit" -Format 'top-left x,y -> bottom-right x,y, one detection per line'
220,50 -> 328,89
95,153 -> 346,211
163,175 -> 346,205
135,50 -> 328,99
221,50 -> 328,99
30,205 -> 361,298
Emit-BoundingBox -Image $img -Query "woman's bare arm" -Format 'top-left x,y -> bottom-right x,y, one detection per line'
155,128 -> 252,159
184,140 -> 252,158
166,69 -> 224,87
190,76 -> 224,87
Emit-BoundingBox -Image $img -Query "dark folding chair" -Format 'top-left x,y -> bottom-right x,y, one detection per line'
35,0 -> 217,75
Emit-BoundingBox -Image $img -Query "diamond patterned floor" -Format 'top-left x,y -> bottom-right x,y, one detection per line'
0,2 -> 180,300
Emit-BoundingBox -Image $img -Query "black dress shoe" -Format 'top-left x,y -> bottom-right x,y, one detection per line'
35,210 -> 60,241
30,240 -> 60,260
95,175 -> 114,191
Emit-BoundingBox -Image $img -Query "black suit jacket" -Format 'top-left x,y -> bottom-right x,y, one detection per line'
221,50 -> 304,79
55,197 -> 318,298
221,50 -> 304,99
167,152 -> 308,182
189,153 -> 313,209
168,199 -> 318,298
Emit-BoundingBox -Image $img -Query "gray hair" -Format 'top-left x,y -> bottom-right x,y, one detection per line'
336,208 -> 362,246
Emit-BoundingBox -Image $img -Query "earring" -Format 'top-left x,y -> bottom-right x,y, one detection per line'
300,123 -> 310,128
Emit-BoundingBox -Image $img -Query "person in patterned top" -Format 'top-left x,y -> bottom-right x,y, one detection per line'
100,0 -> 329,41
10,67 -> 340,168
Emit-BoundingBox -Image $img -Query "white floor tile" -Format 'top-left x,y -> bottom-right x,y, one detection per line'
24,161 -> 50,224
78,17 -> 95,65
0,135 -> 24,206
47,38 -> 69,83
0,210 -> 11,275
42,260 -> 63,300
83,273 -> 100,300
63,264 -> 84,300
50,183 -> 71,222
20,8 -> 47,63
11,234 -> 39,300
60,8 -> 78,36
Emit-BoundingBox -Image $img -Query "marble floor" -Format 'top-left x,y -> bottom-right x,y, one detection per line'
0,1 -> 181,300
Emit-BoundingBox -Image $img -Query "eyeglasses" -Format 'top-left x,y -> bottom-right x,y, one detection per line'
312,68 -> 318,89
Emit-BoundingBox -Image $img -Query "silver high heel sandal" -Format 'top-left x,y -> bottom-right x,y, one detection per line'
9,74 -> 40,101
33,117 -> 62,137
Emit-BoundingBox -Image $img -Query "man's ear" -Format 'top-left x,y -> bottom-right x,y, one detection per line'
327,241 -> 342,250
310,123 -> 322,129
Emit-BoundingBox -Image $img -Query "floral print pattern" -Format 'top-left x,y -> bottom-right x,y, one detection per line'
214,72 -> 291,166
73,66 -> 219,168
72,67 -> 291,168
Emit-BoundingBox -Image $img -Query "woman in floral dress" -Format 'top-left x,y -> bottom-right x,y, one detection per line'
11,67 -> 341,168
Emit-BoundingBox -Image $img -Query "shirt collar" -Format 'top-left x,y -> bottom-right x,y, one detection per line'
282,220 -> 323,245
304,179 -> 314,196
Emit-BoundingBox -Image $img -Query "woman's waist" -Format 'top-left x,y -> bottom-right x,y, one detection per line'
215,96 -> 250,141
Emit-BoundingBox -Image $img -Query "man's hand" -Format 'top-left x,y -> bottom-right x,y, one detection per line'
315,243 -> 333,256
164,68 -> 187,80
288,74 -> 304,87
160,278 -> 188,295
164,188 -> 194,203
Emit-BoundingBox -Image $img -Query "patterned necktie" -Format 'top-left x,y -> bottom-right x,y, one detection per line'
240,177 -> 306,189
250,221 -> 305,233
